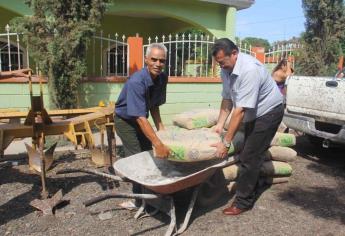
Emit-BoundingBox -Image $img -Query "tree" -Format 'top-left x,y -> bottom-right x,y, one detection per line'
240,37 -> 271,51
12,0 -> 108,108
296,0 -> 345,76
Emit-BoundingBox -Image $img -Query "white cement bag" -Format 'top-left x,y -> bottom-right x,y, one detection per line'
271,132 -> 296,147
264,146 -> 297,162
156,128 -> 221,162
227,177 -> 289,192
260,161 -> 293,176
172,109 -> 219,129
222,160 -> 292,181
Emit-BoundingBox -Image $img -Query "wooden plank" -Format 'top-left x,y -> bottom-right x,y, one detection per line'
0,107 -> 102,119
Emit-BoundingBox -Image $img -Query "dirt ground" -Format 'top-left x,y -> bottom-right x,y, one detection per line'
1,135 -> 345,236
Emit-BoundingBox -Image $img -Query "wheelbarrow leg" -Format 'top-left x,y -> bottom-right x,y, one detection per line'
165,197 -> 177,236
134,200 -> 146,219
174,185 -> 201,236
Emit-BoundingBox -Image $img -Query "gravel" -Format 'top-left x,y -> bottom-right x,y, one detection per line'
0,135 -> 345,236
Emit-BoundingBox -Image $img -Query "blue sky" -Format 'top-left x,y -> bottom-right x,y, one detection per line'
236,0 -> 305,43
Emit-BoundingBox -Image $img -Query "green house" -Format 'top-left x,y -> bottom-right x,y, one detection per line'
0,0 -> 254,125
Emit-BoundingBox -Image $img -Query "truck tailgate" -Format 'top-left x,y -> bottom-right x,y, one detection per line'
286,76 -> 345,123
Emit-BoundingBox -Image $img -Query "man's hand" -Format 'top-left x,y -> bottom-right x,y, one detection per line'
212,123 -> 223,134
154,142 -> 170,159
210,142 -> 228,159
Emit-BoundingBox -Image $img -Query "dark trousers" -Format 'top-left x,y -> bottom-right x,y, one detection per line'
234,104 -> 284,209
114,115 -> 152,202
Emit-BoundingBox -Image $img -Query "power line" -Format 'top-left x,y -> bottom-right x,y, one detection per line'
237,16 -> 304,26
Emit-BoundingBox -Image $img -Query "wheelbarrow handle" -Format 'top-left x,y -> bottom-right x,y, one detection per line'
83,193 -> 160,207
57,168 -> 123,181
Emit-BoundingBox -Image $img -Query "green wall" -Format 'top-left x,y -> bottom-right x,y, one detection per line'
1,0 -> 237,77
0,81 -> 222,125
0,0 -> 237,39
0,83 -> 51,110
105,0 -> 235,39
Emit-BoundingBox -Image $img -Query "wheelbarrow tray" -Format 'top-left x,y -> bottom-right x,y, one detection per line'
113,151 -> 235,194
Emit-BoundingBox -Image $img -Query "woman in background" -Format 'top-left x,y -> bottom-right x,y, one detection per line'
271,59 -> 294,95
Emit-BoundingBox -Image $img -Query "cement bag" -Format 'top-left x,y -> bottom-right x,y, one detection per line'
222,160 -> 292,181
260,161 -> 292,176
226,131 -> 245,155
271,132 -> 296,147
222,164 -> 239,181
172,109 -> 219,129
277,122 -> 288,133
264,146 -> 297,162
227,177 -> 289,192
156,128 -> 220,162
265,177 -> 289,184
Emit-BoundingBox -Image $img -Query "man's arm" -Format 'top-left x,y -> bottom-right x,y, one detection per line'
150,106 -> 165,131
211,106 -> 244,158
223,107 -> 244,143
136,116 -> 170,158
214,98 -> 233,134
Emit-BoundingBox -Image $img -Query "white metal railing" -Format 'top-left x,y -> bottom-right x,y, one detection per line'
264,43 -> 301,68
143,34 -> 218,77
143,34 -> 256,77
0,24 -> 29,73
235,39 -> 256,58
0,25 -> 130,78
92,32 -> 129,77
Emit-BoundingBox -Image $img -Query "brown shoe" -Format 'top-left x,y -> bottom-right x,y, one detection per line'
222,204 -> 249,216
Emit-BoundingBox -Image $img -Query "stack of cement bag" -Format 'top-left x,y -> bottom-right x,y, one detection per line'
161,108 -> 297,186
223,145 -> 296,189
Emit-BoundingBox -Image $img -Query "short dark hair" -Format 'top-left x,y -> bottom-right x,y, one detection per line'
212,38 -> 239,57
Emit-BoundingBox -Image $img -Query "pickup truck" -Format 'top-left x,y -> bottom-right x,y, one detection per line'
283,75 -> 345,147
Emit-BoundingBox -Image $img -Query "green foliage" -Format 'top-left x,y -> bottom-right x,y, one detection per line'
11,0 -> 108,108
296,0 -> 345,76
240,37 -> 271,51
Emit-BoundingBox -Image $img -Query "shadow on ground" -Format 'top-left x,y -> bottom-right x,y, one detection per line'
0,159 -> 109,226
278,134 -> 345,224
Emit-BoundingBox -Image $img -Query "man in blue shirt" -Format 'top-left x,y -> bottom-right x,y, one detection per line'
115,43 -> 170,208
211,38 -> 284,215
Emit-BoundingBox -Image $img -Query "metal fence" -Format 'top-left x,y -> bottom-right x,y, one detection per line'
264,43 -> 302,68
0,25 -> 130,77
0,24 -> 28,72
143,34 -> 218,77
143,34 -> 258,77
92,32 -> 129,77
235,39 -> 257,57
4,24 -> 286,79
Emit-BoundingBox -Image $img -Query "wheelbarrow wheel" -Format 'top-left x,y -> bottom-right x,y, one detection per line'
196,170 -> 228,207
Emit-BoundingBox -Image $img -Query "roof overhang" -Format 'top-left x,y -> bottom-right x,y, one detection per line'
199,0 -> 255,10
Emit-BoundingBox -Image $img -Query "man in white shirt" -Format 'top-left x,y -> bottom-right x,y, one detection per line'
212,38 -> 284,215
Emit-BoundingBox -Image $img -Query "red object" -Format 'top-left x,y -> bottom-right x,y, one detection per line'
222,204 -> 250,215
127,36 -> 143,76
337,56 -> 344,71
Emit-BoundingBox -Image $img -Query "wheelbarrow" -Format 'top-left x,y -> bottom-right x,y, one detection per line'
58,151 -> 236,236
